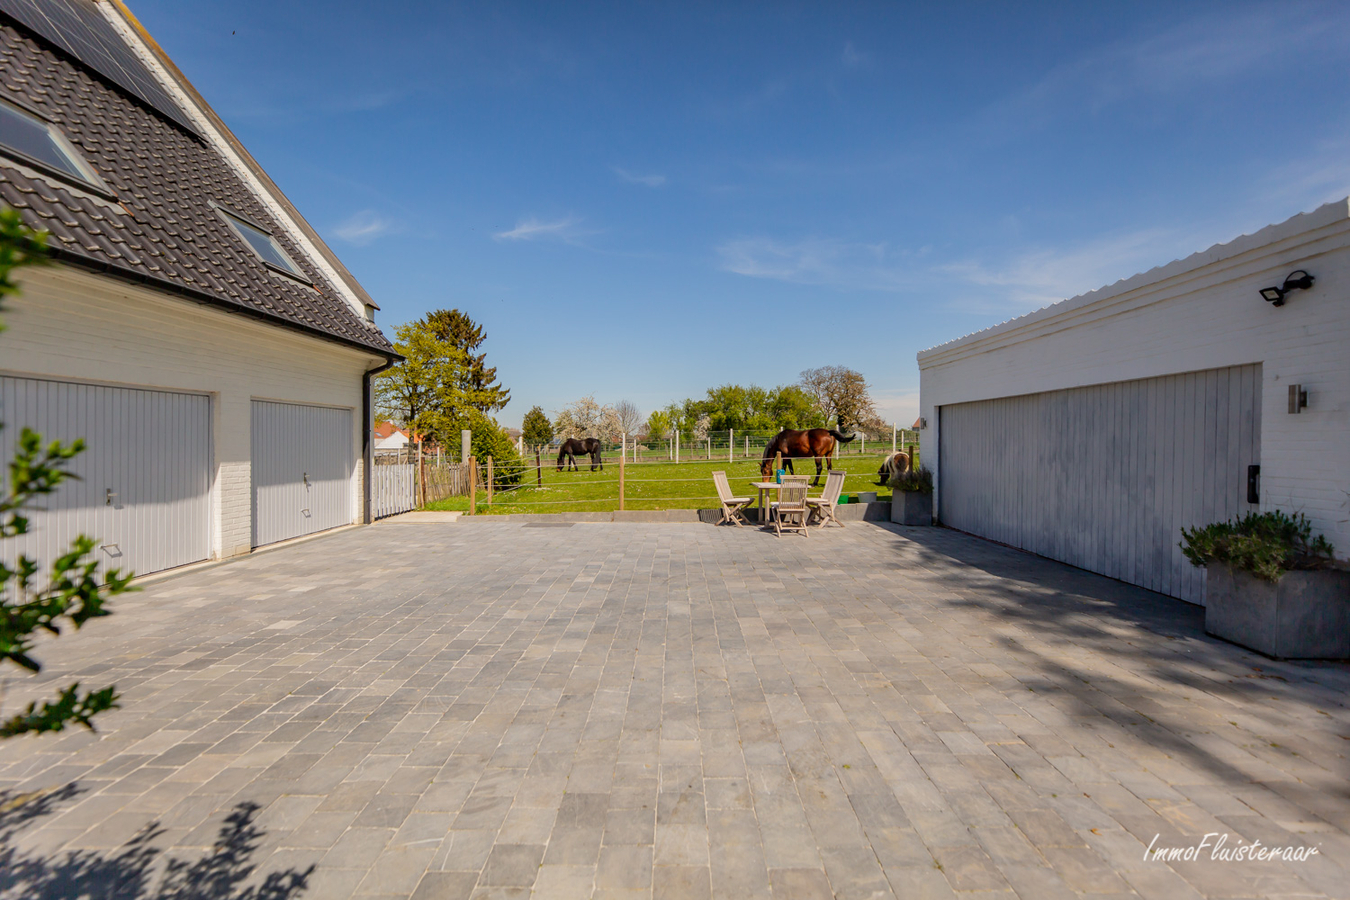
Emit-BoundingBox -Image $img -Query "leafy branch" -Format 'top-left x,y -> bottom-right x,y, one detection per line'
1,205 -> 130,738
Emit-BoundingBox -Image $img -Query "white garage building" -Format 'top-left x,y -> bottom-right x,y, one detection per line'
918,200 -> 1350,604
0,0 -> 397,577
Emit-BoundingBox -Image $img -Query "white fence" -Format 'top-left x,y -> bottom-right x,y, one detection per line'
372,462 -> 417,519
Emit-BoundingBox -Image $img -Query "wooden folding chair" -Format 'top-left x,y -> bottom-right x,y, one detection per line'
771,481 -> 810,537
712,470 -> 752,526
805,470 -> 846,528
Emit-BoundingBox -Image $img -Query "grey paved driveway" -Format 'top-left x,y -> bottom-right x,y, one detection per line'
1,520 -> 1348,899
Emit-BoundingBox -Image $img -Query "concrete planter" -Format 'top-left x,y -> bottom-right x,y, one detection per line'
1204,562 -> 1350,659
891,491 -> 932,526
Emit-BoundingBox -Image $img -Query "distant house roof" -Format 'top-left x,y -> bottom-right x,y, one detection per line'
0,6 -> 395,357
912,417 -> 923,429
374,421 -> 407,440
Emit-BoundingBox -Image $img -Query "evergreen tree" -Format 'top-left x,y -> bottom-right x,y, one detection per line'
521,406 -> 554,451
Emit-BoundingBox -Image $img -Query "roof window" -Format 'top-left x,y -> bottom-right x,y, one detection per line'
0,96 -> 110,194
217,208 -> 310,282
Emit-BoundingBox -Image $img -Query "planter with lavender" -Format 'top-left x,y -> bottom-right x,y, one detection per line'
1181,511 -> 1349,659
889,467 -> 933,526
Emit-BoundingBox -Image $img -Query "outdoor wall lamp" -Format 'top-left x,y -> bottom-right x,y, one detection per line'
1260,270 -> 1314,306
1289,384 -> 1308,414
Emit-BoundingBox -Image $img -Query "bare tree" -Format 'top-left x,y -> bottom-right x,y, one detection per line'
613,400 -> 644,436
799,365 -> 878,430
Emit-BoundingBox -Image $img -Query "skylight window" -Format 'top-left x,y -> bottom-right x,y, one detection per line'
218,209 -> 309,282
0,97 -> 109,193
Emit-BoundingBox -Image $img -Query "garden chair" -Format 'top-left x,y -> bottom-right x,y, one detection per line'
771,480 -> 810,538
712,470 -> 752,526
805,470 -> 846,528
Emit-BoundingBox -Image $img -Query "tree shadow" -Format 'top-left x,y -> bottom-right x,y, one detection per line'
874,524 -> 1350,800
0,786 -> 312,900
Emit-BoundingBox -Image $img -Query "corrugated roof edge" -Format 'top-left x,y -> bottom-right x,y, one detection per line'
50,244 -> 403,362
917,197 -> 1350,365
106,0 -> 381,313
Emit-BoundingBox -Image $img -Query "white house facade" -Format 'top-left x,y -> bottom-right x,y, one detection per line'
0,0 -> 398,577
917,200 -> 1350,604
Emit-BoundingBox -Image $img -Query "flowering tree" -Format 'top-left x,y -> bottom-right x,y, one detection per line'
554,396 -> 623,442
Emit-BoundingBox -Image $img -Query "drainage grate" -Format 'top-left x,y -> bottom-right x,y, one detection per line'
521,522 -> 575,528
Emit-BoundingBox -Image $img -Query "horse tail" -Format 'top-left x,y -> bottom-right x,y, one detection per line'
828,429 -> 856,444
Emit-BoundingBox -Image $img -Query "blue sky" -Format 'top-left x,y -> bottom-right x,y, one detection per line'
132,1 -> 1350,428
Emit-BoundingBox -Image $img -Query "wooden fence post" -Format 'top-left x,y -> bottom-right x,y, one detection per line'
417,439 -> 426,507
675,432 -> 680,465
486,456 -> 494,505
729,428 -> 734,461
619,453 -> 625,511
535,449 -> 542,488
774,451 -> 782,476
468,456 -> 477,516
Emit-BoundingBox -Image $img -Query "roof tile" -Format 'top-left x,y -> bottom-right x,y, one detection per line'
0,21 -> 393,354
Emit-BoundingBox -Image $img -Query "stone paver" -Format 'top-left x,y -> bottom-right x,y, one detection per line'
1,520 -> 1348,899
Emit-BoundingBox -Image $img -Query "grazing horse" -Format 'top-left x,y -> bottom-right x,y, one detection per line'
557,437 -> 604,472
760,422 -> 856,486
876,450 -> 911,485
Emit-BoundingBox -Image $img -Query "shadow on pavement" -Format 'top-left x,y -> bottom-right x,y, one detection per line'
0,786 -> 313,900
874,523 -> 1350,802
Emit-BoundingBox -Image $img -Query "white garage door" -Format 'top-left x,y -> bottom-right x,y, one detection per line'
0,376 -> 212,578
251,400 -> 353,547
938,364 -> 1261,604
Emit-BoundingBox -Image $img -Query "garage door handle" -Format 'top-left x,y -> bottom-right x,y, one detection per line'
303,472 -> 310,488
106,488 -> 116,506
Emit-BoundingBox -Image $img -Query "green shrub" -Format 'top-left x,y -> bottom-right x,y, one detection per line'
1180,510 -> 1334,582
469,419 -> 523,488
888,467 -> 933,494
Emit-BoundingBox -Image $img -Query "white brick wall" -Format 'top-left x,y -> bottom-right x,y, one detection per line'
918,199 -> 1350,557
0,265 -> 386,560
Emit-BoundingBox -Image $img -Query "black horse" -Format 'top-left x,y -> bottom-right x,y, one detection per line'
557,437 -> 604,472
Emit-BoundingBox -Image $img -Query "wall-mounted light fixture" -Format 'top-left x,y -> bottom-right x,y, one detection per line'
916,417 -> 927,429
1260,270 -> 1314,306
1289,384 -> 1308,413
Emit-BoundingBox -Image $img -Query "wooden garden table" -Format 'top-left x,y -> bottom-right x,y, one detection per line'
749,481 -> 786,528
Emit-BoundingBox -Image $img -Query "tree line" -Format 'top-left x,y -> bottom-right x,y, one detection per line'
520,365 -> 886,451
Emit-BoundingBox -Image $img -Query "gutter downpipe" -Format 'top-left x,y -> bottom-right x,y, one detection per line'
363,357 -> 398,524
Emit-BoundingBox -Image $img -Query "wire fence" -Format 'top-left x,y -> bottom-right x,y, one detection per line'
430,448 -> 920,516
529,427 -> 921,463
375,428 -> 922,517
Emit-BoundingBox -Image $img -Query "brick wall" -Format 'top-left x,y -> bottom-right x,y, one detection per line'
1,265 -> 383,560
918,200 -> 1350,557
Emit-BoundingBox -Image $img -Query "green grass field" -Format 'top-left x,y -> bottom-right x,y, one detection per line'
424,448 -> 917,515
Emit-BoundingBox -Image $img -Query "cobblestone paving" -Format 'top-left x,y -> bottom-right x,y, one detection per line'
1,520 -> 1348,899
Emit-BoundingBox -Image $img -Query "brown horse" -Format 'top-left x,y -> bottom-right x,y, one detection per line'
760,425 -> 855,485
557,437 -> 603,472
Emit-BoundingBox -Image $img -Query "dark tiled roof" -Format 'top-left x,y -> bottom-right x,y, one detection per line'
0,20 -> 395,356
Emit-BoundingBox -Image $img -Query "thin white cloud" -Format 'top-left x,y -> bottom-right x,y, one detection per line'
976,6 -> 1350,137
614,167 -> 666,187
333,210 -> 395,246
841,42 -> 870,69
494,215 -> 588,242
717,236 -> 918,292
718,225 -> 1220,317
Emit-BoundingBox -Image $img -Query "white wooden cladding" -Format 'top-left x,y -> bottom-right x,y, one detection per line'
250,400 -> 353,547
372,463 -> 416,519
0,375 -> 211,578
938,364 -> 1262,604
